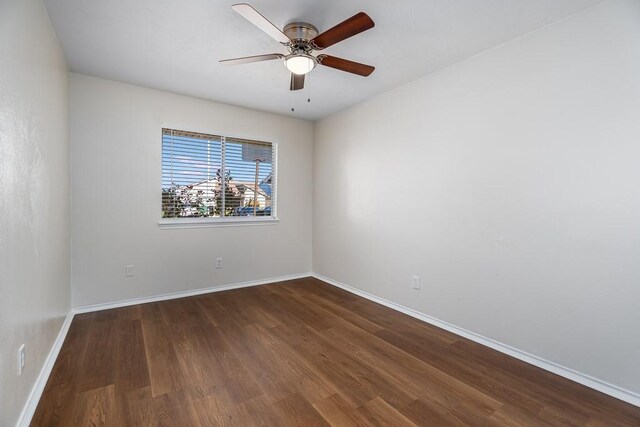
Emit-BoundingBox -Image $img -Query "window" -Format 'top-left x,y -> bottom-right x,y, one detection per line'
160,128 -> 276,226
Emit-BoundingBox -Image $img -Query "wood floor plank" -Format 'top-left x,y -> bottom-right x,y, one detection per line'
357,396 -> 418,427
191,389 -> 234,426
347,297 -> 460,346
272,392 -> 331,427
450,339 -> 640,423
29,384 -> 76,427
30,316 -> 91,426
140,305 -> 186,397
279,277 -> 360,306
76,318 -> 116,393
318,324 -> 501,416
298,292 -> 385,334
373,327 -> 544,414
195,298 -> 295,401
242,323 -> 339,404
398,398 -> 468,427
71,384 -> 116,427
159,297 -> 212,329
128,388 -> 200,427
270,323 -> 410,408
194,323 -> 264,405
171,323 -> 221,394
284,293 -> 503,415
32,278 -> 640,426
45,316 -> 90,388
115,319 -> 150,391
313,393 -> 374,427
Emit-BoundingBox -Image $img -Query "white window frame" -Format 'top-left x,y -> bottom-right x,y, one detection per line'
159,129 -> 279,229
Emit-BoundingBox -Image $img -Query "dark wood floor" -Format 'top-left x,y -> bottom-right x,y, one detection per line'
33,277 -> 639,426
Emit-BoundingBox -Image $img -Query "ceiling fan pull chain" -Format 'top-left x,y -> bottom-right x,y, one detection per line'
307,74 -> 311,103
291,90 -> 295,112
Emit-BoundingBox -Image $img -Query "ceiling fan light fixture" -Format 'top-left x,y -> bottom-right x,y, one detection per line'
284,54 -> 316,75
221,5 -> 376,93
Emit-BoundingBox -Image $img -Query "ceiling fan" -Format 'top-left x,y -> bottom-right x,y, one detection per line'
220,3 -> 375,91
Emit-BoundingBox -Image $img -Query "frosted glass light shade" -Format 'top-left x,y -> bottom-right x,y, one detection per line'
285,54 -> 316,75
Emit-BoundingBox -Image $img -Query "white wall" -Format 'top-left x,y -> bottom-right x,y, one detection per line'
0,0 -> 71,425
70,74 -> 313,307
314,0 -> 640,395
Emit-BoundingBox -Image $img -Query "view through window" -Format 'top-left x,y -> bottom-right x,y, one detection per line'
162,128 -> 275,220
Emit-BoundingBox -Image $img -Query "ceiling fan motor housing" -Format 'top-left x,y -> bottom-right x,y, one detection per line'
283,22 -> 319,52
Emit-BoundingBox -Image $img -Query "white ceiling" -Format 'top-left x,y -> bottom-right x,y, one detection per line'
44,0 -> 602,121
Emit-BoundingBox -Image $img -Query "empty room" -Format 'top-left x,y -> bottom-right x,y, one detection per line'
1,0 -> 639,425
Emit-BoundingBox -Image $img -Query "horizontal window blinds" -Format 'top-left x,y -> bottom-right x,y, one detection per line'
162,128 -> 275,219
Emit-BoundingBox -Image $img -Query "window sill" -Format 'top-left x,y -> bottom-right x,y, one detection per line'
159,217 -> 279,229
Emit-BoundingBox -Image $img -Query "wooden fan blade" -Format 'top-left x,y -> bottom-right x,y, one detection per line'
232,3 -> 291,44
311,12 -> 374,49
290,73 -> 305,91
219,53 -> 284,65
318,55 -> 375,77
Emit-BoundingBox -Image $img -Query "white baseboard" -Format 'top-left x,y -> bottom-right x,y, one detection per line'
16,311 -> 75,427
312,273 -> 640,408
17,270 -> 638,427
74,272 -> 312,314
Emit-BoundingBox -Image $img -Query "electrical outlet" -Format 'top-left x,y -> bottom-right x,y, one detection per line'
125,265 -> 134,277
216,258 -> 223,269
17,344 -> 25,376
411,275 -> 421,290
